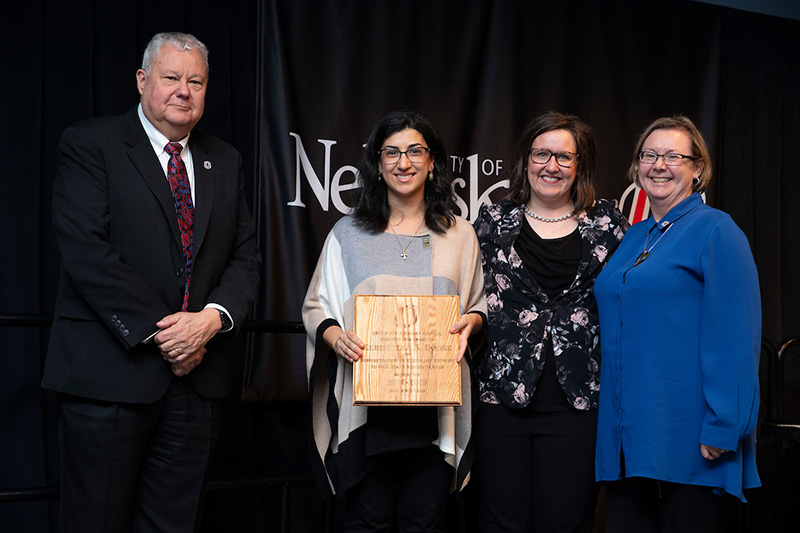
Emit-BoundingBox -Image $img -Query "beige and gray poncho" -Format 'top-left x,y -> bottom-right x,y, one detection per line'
302,214 -> 487,495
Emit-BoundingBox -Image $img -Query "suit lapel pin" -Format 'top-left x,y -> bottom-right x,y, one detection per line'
204,161 -> 212,169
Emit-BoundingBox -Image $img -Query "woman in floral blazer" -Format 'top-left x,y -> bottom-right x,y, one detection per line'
472,112 -> 627,532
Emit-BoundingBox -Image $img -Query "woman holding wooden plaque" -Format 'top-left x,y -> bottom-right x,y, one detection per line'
472,112 -> 627,532
303,110 -> 487,531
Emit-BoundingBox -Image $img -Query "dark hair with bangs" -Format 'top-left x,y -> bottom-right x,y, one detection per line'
352,110 -> 456,234
506,111 -> 597,213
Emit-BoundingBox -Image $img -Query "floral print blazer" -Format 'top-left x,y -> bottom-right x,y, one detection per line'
473,199 -> 627,410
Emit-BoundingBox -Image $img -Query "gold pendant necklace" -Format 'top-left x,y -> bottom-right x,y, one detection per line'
390,218 -> 424,260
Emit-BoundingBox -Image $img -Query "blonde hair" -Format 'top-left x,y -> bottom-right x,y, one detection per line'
628,115 -> 712,193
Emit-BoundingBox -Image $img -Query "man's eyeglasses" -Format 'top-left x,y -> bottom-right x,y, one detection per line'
379,146 -> 431,163
529,148 -> 579,168
638,151 -> 697,166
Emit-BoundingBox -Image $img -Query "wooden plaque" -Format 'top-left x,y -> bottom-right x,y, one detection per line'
353,295 -> 461,406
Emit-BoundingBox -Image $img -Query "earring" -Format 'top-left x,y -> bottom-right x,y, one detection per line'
429,171 -> 434,182
692,177 -> 700,186
378,169 -> 382,182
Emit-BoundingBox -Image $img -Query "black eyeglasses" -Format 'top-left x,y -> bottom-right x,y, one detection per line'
378,145 -> 431,163
529,148 -> 579,168
638,151 -> 697,166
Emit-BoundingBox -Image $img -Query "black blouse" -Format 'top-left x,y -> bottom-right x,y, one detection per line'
517,221 -> 582,299
517,222 -> 582,410
473,199 -> 628,410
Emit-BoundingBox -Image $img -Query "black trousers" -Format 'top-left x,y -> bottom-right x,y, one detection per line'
58,377 -> 220,533
344,445 -> 453,533
473,403 -> 598,532
604,477 -> 719,533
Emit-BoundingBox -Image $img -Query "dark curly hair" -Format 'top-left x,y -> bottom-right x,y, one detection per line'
352,110 -> 456,234
506,111 -> 597,213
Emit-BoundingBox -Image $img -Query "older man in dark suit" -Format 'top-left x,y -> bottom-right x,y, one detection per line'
43,32 -> 261,532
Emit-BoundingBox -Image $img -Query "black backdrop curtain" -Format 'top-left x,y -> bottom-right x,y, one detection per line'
252,0 -> 800,401
1,1 -> 799,531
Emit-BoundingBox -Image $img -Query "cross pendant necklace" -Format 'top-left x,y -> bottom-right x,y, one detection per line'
390,218 -> 424,260
633,222 -> 674,267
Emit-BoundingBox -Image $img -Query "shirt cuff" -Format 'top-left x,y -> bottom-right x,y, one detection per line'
205,303 -> 234,333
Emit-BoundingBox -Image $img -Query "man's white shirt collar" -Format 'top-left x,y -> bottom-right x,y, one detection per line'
136,103 -> 196,203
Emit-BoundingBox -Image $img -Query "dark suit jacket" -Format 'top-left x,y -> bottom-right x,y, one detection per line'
43,108 -> 262,403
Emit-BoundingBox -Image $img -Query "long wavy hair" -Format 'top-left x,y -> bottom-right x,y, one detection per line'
352,110 -> 455,234
506,111 -> 597,213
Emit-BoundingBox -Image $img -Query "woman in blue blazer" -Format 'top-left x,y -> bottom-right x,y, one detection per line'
594,116 -> 761,532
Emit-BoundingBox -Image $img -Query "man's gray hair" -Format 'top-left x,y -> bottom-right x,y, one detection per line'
141,32 -> 209,73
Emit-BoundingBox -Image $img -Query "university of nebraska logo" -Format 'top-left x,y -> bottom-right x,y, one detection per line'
619,182 -> 650,224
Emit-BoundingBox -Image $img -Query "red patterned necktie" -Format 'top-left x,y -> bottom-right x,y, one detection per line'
164,142 -> 194,311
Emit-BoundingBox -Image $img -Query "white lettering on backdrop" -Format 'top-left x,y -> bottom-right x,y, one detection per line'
286,132 -> 509,222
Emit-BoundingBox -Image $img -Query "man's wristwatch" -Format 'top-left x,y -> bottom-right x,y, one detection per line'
218,310 -> 232,330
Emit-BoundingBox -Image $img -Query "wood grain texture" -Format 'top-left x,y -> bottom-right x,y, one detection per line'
353,295 -> 461,405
